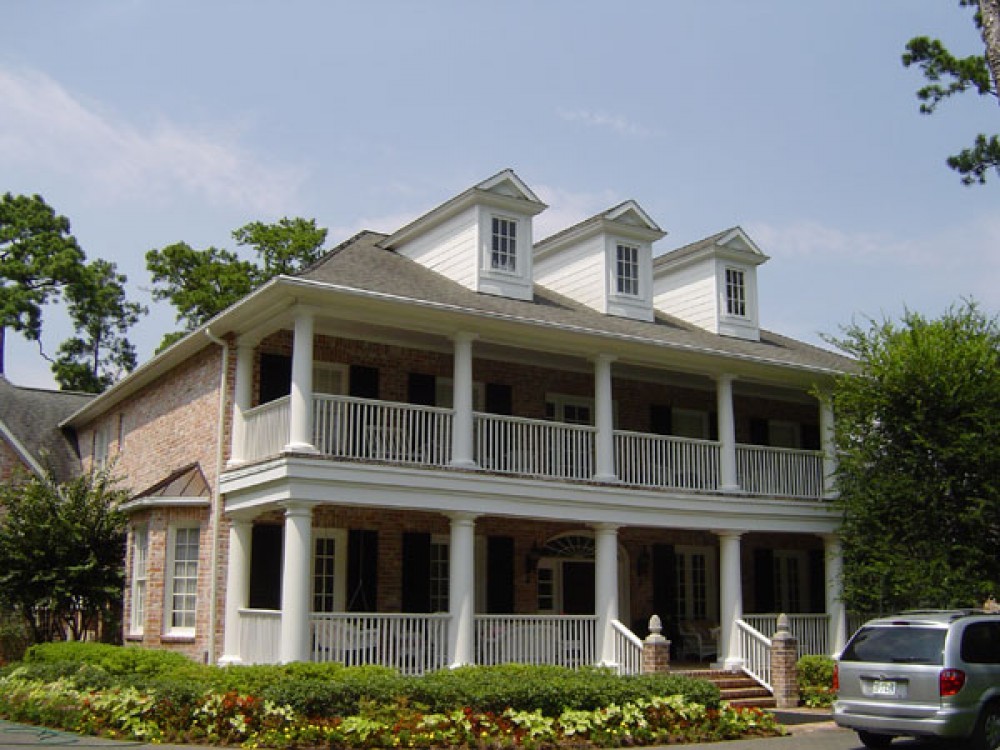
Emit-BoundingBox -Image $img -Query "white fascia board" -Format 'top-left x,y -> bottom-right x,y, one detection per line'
220,457 -> 841,535
604,200 -> 665,235
0,419 -> 45,478
120,496 -> 211,513
536,202 -> 665,261
476,168 -> 545,204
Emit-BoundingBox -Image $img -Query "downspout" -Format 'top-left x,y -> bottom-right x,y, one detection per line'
204,328 -> 230,665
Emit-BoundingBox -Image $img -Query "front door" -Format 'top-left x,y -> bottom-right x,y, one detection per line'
561,561 -> 595,614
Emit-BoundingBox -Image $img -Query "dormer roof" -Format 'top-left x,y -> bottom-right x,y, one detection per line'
654,226 -> 767,273
383,168 -> 547,250
535,200 -> 665,259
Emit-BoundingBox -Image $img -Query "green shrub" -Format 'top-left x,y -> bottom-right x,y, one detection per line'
797,654 -> 835,707
24,642 -> 193,678
0,614 -> 29,665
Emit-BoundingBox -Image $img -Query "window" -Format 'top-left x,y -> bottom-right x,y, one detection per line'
615,244 -> 640,296
93,422 -> 112,468
536,562 -> 555,612
312,529 -> 347,613
674,547 -> 716,622
166,527 -> 200,634
545,395 -> 595,425
434,378 -> 486,411
314,362 -> 347,395
429,537 -> 449,612
129,526 -> 148,635
491,217 -> 517,272
725,268 -> 746,317
672,408 -> 711,440
773,551 -> 804,613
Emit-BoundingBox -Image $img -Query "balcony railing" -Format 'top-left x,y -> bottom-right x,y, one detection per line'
474,614 -> 597,668
237,395 -> 825,499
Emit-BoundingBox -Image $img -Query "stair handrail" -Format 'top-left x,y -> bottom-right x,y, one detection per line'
734,618 -> 772,692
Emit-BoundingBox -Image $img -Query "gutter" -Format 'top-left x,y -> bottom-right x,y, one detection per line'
203,328 -> 230,665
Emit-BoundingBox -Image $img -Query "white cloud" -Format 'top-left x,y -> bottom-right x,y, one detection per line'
532,183 -> 620,240
0,67 -> 305,213
556,108 -> 655,137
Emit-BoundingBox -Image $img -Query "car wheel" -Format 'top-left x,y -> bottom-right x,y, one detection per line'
974,703 -> 1000,750
857,731 -> 894,748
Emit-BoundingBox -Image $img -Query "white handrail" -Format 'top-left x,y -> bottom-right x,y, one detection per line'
736,444 -> 824,498
474,614 -> 597,667
735,619 -> 772,692
742,613 -> 830,657
237,608 -> 282,664
310,612 -> 450,675
474,413 -> 595,479
242,397 -> 290,461
614,431 -> 720,491
611,619 -> 643,676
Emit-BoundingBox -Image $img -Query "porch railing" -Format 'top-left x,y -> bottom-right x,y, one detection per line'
238,608 -> 282,665
311,612 -> 450,675
741,613 -> 830,657
735,619 -> 772,692
474,614 -> 597,668
474,414 -> 595,480
610,619 -> 643,676
243,397 -> 291,460
614,431 -> 720,491
735,445 -> 824,499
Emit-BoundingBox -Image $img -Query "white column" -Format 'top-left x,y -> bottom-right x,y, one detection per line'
593,355 -> 617,482
219,517 -> 252,665
279,502 -> 313,663
228,341 -> 255,466
285,309 -> 318,453
450,332 -> 477,469
716,374 -> 739,491
448,512 -> 478,667
823,534 -> 848,656
819,393 -> 837,499
716,530 -> 745,670
594,523 -> 620,666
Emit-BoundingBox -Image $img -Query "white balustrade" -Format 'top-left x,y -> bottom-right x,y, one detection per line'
242,397 -> 291,462
611,619 -> 643,675
614,431 -> 720,491
474,614 -> 597,668
474,414 -> 595,479
311,612 -> 450,675
735,619 -> 773,692
238,608 -> 282,664
736,445 -> 824,499
742,613 -> 830,658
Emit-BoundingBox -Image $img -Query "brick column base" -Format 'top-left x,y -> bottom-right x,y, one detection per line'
770,614 -> 799,709
641,614 -> 671,675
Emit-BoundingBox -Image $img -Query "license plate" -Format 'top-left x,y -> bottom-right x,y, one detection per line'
871,680 -> 897,696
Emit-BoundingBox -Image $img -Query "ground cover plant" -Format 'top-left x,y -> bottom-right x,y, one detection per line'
0,643 -> 784,747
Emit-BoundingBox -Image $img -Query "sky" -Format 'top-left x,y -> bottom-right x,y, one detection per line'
2,1 -> 997,389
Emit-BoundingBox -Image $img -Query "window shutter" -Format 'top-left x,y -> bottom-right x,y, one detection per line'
754,548 -> 776,613
401,532 -> 431,613
650,405 -> 672,435
486,536 -> 514,613
808,549 -> 826,614
652,543 -> 676,637
749,418 -> 769,446
801,423 -> 821,451
248,524 -> 282,610
485,383 -> 513,415
709,412 -> 719,441
349,365 -> 380,399
259,354 -> 292,405
408,373 -> 436,406
346,529 -> 378,612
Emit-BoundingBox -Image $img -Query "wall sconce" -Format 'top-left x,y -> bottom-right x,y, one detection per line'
524,542 -> 543,581
636,546 -> 651,578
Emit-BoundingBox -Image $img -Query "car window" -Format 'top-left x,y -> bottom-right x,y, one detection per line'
961,622 -> 1000,664
840,626 -> 946,665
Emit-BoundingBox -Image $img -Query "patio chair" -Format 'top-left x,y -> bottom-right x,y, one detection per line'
678,619 -> 718,661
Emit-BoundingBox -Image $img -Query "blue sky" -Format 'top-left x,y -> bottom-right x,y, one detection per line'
2,1 -> 997,388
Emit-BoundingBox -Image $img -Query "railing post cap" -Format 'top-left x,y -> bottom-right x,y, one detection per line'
776,613 -> 790,633
648,614 -> 662,636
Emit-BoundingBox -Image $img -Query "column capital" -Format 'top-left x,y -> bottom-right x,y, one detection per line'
591,522 -> 621,534
235,334 -> 261,349
712,528 -> 745,541
714,372 -> 737,386
280,501 -> 315,517
446,511 -> 480,526
592,353 -> 617,365
451,331 -> 479,344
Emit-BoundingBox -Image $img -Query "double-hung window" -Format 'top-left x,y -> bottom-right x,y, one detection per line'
129,526 -> 148,635
93,422 -> 112,469
429,537 -> 450,612
615,244 -> 640,296
167,527 -> 200,634
725,268 -> 747,317
491,217 -> 517,273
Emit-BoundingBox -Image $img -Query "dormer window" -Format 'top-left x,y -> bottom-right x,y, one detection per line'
491,216 -> 518,273
616,243 -> 640,296
725,267 -> 746,317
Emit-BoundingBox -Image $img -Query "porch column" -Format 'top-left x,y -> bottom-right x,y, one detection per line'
279,502 -> 314,663
715,530 -> 745,670
594,523 -> 620,666
715,374 -> 739,491
819,392 -> 837,498
593,355 -> 617,482
285,309 -> 318,453
450,332 -> 477,469
823,534 -> 848,655
219,516 -> 252,665
228,340 -> 255,466
448,512 -> 478,667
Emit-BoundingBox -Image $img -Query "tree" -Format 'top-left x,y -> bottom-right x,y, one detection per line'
52,260 -> 148,393
147,217 -> 327,351
903,0 -> 1000,184
0,467 -> 128,643
829,302 -> 1000,614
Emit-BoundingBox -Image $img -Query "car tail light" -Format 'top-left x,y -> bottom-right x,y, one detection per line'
940,668 -> 966,697
832,663 -> 839,693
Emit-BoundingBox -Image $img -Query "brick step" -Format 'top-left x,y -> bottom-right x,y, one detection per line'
677,668 -> 777,710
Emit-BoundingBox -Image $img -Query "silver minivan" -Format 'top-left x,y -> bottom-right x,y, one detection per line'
834,610 -> 1000,749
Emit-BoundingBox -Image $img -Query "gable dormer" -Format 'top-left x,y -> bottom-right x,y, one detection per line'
533,201 -> 666,322
652,227 -> 768,341
383,169 -> 547,301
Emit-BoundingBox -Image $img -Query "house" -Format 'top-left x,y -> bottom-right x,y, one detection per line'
61,170 -> 853,682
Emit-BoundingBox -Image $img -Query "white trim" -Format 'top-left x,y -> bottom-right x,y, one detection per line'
164,525 -> 201,637
120,496 -> 211,513
129,525 -> 149,636
311,528 -> 348,612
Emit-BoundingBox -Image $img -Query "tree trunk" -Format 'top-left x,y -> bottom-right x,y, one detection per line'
982,0 -> 1000,104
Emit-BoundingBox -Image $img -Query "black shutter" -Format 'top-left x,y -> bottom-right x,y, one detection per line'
708,412 -> 719,441
652,544 -> 676,634
754,548 -> 776,613
750,418 -> 769,446
401,532 -> 432,613
801,423 -> 821,451
259,354 -> 292,405
486,536 -> 514,613
408,373 -> 436,406
650,405 -> 672,435
485,383 -> 513,415
808,549 -> 826,614
349,365 -> 380,399
248,524 -> 282,610
346,529 -> 378,612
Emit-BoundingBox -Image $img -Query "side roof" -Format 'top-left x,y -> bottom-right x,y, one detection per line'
0,376 -> 94,481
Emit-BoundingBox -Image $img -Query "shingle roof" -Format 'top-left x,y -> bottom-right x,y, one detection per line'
0,376 -> 94,481
299,231 -> 852,374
